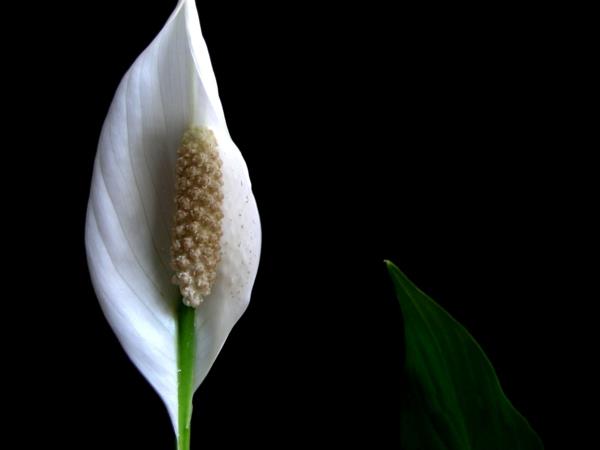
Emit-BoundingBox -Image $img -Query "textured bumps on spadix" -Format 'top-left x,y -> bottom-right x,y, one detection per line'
171,127 -> 224,307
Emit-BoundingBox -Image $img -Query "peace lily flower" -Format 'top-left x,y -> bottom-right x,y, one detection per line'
85,1 -> 261,448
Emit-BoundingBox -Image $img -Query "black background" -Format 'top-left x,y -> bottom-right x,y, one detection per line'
21,1 -> 557,448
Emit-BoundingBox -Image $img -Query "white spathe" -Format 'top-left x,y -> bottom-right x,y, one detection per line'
85,0 -> 261,434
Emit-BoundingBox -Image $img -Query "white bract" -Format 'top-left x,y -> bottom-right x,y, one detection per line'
85,0 -> 260,435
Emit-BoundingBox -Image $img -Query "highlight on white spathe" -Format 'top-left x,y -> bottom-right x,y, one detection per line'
85,0 -> 261,437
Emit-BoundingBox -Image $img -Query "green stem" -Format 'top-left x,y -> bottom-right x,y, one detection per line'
177,301 -> 196,450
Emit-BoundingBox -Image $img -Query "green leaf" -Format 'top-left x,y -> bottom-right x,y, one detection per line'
177,301 -> 196,450
385,261 -> 543,450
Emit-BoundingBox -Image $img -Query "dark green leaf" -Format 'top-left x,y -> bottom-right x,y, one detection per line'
385,261 -> 543,450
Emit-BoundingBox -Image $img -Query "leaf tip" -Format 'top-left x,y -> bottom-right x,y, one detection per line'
383,259 -> 405,282
383,259 -> 397,272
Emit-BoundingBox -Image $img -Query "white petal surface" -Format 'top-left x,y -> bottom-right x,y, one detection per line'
85,0 -> 261,433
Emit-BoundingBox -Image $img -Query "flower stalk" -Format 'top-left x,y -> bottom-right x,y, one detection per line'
177,301 -> 196,450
